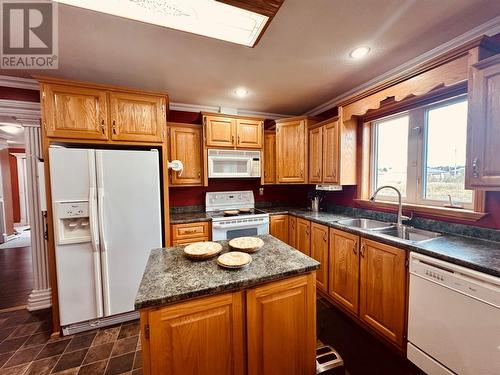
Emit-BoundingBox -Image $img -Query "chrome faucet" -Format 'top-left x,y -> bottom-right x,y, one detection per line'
369,185 -> 408,229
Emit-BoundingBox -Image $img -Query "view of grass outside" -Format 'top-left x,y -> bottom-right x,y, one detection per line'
424,99 -> 472,203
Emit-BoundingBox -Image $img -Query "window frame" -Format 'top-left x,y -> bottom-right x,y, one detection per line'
369,94 -> 473,210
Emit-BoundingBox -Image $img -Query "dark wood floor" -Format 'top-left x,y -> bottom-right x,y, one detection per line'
0,246 -> 33,309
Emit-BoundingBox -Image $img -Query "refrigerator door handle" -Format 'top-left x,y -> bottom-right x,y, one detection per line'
96,151 -> 111,316
88,151 -> 104,318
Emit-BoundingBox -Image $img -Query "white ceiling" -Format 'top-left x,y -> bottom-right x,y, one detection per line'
3,0 -> 500,115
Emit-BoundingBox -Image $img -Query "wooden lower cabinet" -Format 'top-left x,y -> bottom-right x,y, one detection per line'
143,292 -> 245,375
296,218 -> 311,256
310,223 -> 329,292
328,229 -> 359,314
170,222 -> 210,246
359,238 -> 407,347
270,214 -> 289,243
288,215 -> 297,247
141,274 -> 317,375
247,273 -> 317,375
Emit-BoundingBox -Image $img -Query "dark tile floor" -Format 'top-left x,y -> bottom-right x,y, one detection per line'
0,309 -> 142,375
317,298 -> 425,375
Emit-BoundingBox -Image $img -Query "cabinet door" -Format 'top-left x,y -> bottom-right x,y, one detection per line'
466,60 -> 500,189
42,84 -> 108,140
296,218 -> 310,256
247,274 -> 316,375
310,223 -> 329,292
288,215 -> 297,248
270,215 -> 289,243
328,229 -> 359,314
109,92 -> 165,142
359,239 -> 406,347
276,120 -> 307,183
169,125 -> 203,185
147,292 -> 245,375
263,131 -> 276,184
236,119 -> 263,148
205,116 -> 235,147
309,127 -> 323,183
323,120 -> 340,184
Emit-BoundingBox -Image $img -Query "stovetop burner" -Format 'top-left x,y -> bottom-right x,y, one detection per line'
208,208 -> 266,219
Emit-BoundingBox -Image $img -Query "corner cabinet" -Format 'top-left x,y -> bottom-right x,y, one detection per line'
359,238 -> 407,347
466,54 -> 500,190
276,116 -> 317,184
269,214 -> 289,243
39,78 -> 168,143
203,113 -> 263,149
168,123 -> 203,186
263,130 -> 276,184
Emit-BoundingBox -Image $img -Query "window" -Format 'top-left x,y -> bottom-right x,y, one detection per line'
371,95 -> 473,209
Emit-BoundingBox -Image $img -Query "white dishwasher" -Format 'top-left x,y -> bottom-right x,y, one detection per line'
407,252 -> 500,375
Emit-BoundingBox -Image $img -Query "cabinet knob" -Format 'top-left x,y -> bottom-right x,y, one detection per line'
198,171 -> 201,178
100,119 -> 105,134
360,243 -> 366,257
112,120 -> 117,135
353,241 -> 358,255
323,233 -> 327,242
472,158 -> 479,178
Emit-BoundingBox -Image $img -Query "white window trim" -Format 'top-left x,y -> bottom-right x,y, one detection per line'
370,95 -> 473,210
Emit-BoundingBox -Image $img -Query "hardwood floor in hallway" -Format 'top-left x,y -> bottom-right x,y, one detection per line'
0,246 -> 33,309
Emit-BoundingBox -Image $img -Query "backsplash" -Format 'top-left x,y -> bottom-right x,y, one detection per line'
326,205 -> 500,243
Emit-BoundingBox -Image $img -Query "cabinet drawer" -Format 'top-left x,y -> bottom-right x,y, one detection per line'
172,237 -> 209,246
171,222 -> 210,240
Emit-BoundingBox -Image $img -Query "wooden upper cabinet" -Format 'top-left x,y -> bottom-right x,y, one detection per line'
109,92 -> 165,143
308,126 -> 323,183
296,218 -> 311,256
323,119 -> 340,184
205,115 -> 235,147
270,215 -> 289,243
236,119 -> 263,148
359,238 -> 406,347
147,292 -> 245,375
288,215 -> 297,248
169,124 -> 203,186
276,118 -> 308,183
42,84 -> 108,140
246,274 -> 316,375
466,55 -> 500,190
203,114 -> 263,149
263,131 -> 276,184
310,222 -> 329,292
328,229 -> 359,314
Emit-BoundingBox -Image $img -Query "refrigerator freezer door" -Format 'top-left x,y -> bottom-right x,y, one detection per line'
95,149 -> 162,316
49,148 -> 104,326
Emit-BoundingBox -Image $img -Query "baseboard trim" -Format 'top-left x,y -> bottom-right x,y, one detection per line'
27,288 -> 52,311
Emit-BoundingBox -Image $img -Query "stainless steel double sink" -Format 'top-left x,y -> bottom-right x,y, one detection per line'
336,218 -> 441,243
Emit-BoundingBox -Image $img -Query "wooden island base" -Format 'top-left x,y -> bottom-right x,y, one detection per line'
139,272 -> 317,375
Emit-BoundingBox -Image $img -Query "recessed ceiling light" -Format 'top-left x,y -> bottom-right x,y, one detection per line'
53,0 -> 269,47
349,46 -> 371,59
234,88 -> 249,97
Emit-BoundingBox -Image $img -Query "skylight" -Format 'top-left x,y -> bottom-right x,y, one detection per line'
54,0 -> 270,47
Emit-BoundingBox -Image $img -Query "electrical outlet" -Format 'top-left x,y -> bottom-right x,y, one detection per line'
259,187 -> 264,196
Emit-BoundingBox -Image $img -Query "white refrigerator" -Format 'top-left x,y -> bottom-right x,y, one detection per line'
49,147 -> 162,334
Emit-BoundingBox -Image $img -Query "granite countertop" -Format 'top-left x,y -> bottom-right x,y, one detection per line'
170,212 -> 212,224
263,207 -> 500,278
134,234 -> 320,309
168,206 -> 500,277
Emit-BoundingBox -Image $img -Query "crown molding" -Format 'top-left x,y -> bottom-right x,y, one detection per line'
170,101 -> 293,119
305,15 -> 500,116
0,76 -> 39,90
0,99 -> 41,126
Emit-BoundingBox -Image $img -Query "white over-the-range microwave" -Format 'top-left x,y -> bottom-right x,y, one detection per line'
207,149 -> 261,178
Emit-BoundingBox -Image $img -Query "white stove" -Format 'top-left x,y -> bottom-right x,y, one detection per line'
206,191 -> 269,241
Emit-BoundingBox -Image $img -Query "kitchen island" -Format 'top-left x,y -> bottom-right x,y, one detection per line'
135,234 -> 320,375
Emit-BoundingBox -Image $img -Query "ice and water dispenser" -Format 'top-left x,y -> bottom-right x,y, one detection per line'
53,201 -> 91,245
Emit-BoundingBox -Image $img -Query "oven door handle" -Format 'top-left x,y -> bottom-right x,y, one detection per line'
212,220 -> 268,229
